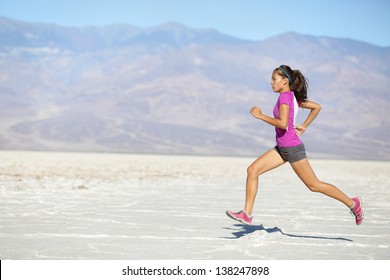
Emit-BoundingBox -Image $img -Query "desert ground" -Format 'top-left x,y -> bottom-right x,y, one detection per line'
0,151 -> 389,260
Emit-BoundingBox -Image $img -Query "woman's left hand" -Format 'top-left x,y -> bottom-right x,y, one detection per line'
295,125 -> 306,136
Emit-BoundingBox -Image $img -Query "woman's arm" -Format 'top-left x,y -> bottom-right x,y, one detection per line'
295,100 -> 321,135
250,104 -> 289,129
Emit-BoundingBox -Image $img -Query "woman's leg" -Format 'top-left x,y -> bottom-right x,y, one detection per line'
244,148 -> 286,214
290,158 -> 354,207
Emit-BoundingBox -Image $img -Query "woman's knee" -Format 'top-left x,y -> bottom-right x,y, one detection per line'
305,180 -> 323,192
247,164 -> 262,177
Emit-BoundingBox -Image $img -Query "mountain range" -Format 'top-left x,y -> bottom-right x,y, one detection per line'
0,17 -> 389,160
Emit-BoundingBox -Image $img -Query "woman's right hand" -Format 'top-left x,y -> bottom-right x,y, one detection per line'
250,106 -> 263,119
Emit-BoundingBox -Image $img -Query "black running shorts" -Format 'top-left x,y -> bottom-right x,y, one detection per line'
274,143 -> 307,163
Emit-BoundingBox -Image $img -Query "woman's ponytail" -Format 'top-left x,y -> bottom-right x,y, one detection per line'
291,69 -> 308,104
277,65 -> 308,104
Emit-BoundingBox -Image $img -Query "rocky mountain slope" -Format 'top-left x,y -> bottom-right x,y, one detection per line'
1,17 -> 389,159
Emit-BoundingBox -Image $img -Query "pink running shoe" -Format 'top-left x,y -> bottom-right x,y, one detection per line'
226,210 -> 253,225
350,197 -> 364,225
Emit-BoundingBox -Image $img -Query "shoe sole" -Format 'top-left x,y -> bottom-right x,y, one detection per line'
225,210 -> 252,225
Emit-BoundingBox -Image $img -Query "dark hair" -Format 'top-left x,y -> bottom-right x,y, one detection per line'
275,65 -> 308,104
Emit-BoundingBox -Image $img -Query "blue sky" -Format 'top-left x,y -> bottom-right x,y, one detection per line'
0,0 -> 389,46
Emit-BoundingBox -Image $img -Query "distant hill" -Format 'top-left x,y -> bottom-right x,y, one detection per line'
0,17 -> 389,160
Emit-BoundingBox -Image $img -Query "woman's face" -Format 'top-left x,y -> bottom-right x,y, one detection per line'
271,71 -> 288,93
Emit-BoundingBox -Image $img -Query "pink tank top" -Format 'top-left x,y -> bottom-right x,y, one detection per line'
273,91 -> 302,147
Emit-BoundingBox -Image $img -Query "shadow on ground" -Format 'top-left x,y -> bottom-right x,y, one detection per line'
223,224 -> 353,242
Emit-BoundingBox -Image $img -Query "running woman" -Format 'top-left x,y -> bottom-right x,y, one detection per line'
226,65 -> 363,226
